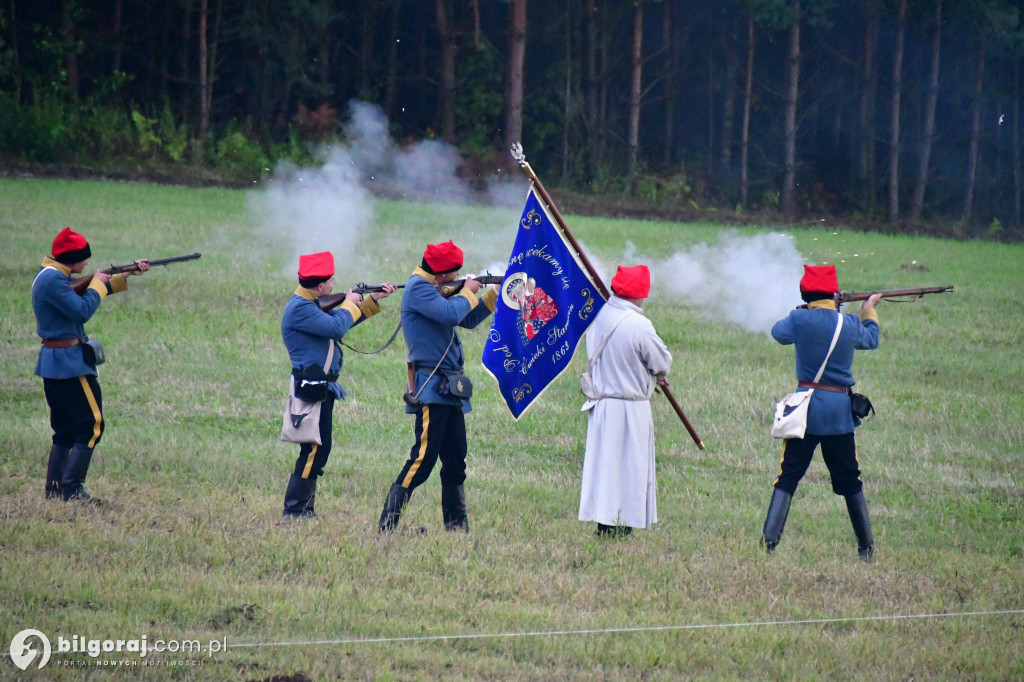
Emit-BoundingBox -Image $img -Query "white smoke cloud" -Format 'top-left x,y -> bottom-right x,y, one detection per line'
644,231 -> 805,335
247,100 -> 528,280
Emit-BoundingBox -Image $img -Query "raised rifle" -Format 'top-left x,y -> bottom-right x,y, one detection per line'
71,252 -> 202,294
316,275 -> 504,312
436,274 -> 503,298
317,283 -> 406,312
837,285 -> 954,304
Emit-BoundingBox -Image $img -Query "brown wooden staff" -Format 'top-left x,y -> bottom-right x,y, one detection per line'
510,143 -> 705,450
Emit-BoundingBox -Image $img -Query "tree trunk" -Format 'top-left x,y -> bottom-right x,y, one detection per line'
740,12 -> 754,209
962,29 -> 986,226
858,5 -> 878,213
562,0 -> 571,182
720,40 -> 738,176
781,0 -> 800,215
383,0 -> 402,117
662,0 -> 676,168
627,1 -> 643,192
112,0 -> 124,74
8,0 -> 23,99
435,0 -> 456,143
910,0 -> 941,222
197,0 -> 209,158
62,0 -> 80,101
886,0 -> 906,223
583,0 -> 598,178
470,0 -> 481,47
1014,63 -> 1021,228
505,0 -> 527,164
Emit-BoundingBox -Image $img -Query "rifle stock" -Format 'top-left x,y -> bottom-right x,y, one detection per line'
70,252 -> 201,294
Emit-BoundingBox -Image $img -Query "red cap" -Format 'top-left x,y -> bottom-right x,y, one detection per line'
52,227 -> 91,265
800,265 -> 839,294
423,240 -> 463,273
298,251 -> 334,280
611,264 -> 651,299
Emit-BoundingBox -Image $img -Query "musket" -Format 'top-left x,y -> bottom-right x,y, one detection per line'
317,275 -> 504,312
70,253 -> 202,294
436,274 -> 503,298
317,283 -> 405,312
837,285 -> 954,304
510,142 -> 705,450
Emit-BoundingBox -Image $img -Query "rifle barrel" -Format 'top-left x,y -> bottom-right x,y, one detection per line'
839,285 -> 954,303
71,252 -> 202,293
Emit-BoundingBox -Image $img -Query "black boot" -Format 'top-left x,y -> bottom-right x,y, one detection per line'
441,484 -> 469,532
596,523 -> 632,538
304,480 -> 317,516
61,444 -> 93,501
845,491 -> 874,561
45,444 -> 70,499
761,488 -> 793,553
378,483 -> 410,533
282,475 -> 316,518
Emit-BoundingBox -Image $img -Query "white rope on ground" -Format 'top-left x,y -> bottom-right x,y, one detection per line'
226,609 -> 1024,650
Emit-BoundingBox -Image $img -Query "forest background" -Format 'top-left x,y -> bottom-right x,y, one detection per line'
3,0 -> 1024,239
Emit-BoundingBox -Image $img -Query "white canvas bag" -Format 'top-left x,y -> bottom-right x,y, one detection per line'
771,313 -> 844,440
281,341 -> 334,445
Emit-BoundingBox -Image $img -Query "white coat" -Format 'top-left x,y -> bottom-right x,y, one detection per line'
578,296 -> 673,529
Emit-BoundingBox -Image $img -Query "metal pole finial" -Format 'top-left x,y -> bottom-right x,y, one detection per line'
510,142 -> 526,166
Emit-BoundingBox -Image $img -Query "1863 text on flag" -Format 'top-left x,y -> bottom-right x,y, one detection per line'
483,188 -> 605,420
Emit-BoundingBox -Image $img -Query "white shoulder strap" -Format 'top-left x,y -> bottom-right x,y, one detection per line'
32,266 -> 58,290
324,339 -> 335,374
812,312 -> 845,383
586,312 -> 630,372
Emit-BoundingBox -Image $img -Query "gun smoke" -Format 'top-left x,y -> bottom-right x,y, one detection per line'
247,100 -> 526,281
640,232 -> 805,335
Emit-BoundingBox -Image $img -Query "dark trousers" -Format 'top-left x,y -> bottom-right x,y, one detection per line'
43,376 -> 104,448
773,432 -> 863,497
291,397 -> 335,479
393,404 -> 467,491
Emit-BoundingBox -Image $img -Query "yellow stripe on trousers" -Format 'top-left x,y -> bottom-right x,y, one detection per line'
401,405 -> 430,488
772,439 -> 788,487
301,445 -> 318,479
79,376 -> 103,448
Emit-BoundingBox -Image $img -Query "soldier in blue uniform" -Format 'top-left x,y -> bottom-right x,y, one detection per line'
377,240 -> 498,534
32,227 -> 150,501
761,265 -> 882,560
280,251 -> 397,518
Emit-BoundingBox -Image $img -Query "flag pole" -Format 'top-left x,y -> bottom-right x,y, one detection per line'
509,143 -> 705,451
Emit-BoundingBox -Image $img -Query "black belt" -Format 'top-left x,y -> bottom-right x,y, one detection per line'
797,381 -> 849,393
41,338 -> 81,348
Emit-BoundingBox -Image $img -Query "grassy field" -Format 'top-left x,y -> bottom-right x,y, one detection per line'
1,177 -> 1023,680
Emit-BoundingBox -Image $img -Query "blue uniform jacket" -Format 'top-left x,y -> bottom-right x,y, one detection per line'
771,300 -> 880,435
33,257 -> 129,380
281,287 -> 381,400
402,267 -> 498,413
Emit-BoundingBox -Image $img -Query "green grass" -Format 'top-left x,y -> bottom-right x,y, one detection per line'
1,177 -> 1023,680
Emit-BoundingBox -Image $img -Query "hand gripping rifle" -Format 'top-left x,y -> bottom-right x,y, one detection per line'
70,253 -> 202,294
510,142 -> 704,450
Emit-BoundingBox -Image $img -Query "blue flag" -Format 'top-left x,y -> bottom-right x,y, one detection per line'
483,187 -> 605,420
